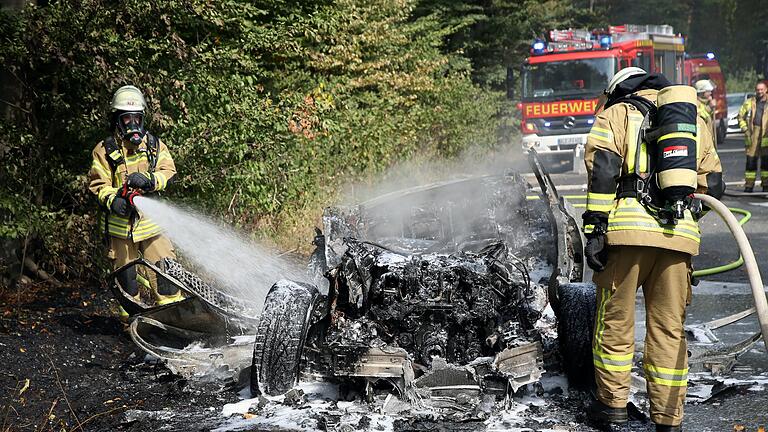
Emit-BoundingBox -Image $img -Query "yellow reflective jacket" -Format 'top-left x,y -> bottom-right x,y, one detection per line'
738,96 -> 768,148
697,99 -> 716,141
88,134 -> 176,241
584,89 -> 723,256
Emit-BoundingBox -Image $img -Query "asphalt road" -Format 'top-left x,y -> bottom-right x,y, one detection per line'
534,133 -> 768,431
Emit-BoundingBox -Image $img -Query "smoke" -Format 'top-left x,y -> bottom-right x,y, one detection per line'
129,142 -> 533,308
342,143 -> 529,205
329,142 -> 541,255
132,196 -> 308,308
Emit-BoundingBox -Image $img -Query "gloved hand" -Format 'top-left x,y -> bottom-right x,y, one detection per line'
110,196 -> 132,217
585,234 -> 607,272
126,172 -> 155,192
583,211 -> 609,272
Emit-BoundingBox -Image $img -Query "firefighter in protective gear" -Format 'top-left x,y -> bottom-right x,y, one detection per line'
738,81 -> 768,192
88,85 -> 183,316
694,79 -> 717,146
583,68 -> 724,432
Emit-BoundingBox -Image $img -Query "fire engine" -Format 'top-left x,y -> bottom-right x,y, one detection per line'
517,24 -> 686,169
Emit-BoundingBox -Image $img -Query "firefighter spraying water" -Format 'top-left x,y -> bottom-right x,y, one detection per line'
88,85 -> 182,318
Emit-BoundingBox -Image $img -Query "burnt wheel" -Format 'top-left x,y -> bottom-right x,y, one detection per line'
557,282 -> 596,389
250,280 -> 320,396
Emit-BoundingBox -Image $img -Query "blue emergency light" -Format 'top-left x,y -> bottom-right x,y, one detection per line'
587,118 -> 595,125
706,52 -> 715,60
599,35 -> 612,48
532,39 -> 546,54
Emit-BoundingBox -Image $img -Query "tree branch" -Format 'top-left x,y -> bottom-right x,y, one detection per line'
0,98 -> 30,114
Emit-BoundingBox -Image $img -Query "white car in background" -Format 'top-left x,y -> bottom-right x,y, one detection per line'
727,92 -> 752,134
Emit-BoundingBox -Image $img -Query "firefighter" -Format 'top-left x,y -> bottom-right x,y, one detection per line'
583,67 -> 724,432
88,85 -> 182,317
737,80 -> 768,192
694,79 -> 717,145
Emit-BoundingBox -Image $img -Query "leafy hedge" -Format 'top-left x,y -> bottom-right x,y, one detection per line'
0,0 -> 581,285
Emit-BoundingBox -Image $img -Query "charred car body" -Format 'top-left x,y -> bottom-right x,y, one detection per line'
251,168 -> 590,407
111,154 -> 595,411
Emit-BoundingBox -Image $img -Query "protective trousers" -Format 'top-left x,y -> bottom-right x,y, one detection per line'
592,245 -> 691,426
744,127 -> 768,188
108,234 -> 178,299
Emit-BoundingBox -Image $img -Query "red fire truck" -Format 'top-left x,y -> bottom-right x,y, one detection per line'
518,24 -> 686,169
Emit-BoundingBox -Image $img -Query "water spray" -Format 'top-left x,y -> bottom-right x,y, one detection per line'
132,196 -> 309,309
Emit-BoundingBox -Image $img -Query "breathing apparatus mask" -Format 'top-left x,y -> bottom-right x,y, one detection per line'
116,111 -> 146,147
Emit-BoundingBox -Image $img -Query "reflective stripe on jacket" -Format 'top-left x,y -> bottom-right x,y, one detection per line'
88,134 -> 176,241
584,89 -> 723,256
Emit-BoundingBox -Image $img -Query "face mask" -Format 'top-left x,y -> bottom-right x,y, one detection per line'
117,112 -> 146,146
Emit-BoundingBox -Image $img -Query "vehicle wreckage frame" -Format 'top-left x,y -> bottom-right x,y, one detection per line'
108,152 -> 756,410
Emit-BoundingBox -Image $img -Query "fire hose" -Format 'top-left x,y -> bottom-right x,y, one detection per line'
694,193 -> 768,350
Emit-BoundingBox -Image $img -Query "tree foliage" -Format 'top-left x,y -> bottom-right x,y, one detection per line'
0,0 -> 588,285
415,0 -> 594,88
585,0 -> 768,78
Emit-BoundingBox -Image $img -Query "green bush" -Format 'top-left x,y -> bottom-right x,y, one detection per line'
0,0 -> 581,285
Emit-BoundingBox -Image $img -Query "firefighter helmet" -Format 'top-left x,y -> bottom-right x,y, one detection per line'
111,85 -> 147,146
694,79 -> 715,94
605,67 -> 647,95
110,85 -> 146,112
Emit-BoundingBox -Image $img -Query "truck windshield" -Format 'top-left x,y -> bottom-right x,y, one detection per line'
523,58 -> 615,101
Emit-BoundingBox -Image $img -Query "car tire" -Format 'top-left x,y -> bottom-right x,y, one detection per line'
556,281 -> 596,389
250,280 -> 321,396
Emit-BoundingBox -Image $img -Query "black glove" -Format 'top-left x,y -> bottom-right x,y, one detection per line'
585,234 -> 607,272
126,172 -> 155,192
110,196 -> 132,217
583,211 -> 609,272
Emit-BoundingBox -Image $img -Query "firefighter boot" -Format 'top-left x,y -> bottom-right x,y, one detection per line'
153,260 -> 183,305
156,291 -> 183,305
587,398 -> 628,430
656,425 -> 682,432
745,156 -> 758,192
153,275 -> 183,305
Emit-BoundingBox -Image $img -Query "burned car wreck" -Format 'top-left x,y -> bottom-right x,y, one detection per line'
111,154 -> 595,416
250,161 -> 594,408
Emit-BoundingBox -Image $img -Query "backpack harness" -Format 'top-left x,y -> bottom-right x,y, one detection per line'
612,94 -> 698,225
